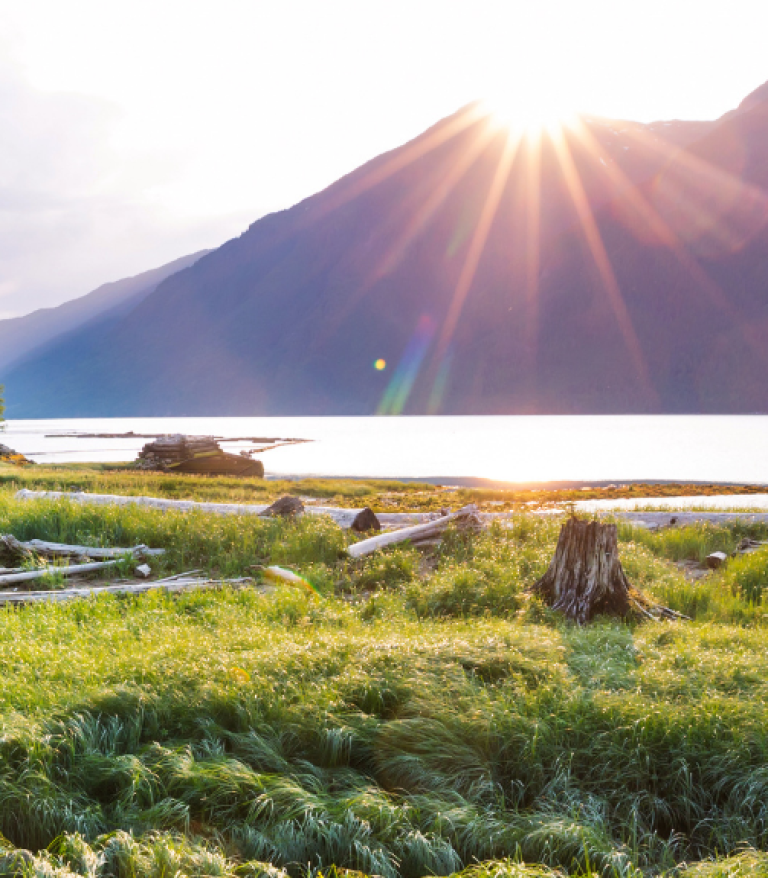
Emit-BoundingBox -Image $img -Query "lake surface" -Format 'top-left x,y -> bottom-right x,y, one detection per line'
3,416 -> 768,485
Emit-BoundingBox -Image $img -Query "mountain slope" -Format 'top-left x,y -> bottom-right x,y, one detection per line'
0,251 -> 211,374
6,82 -> 768,417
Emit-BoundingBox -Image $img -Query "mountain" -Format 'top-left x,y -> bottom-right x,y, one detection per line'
0,251 -> 211,376
5,82 -> 768,417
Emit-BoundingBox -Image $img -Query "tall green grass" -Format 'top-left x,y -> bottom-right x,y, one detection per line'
0,490 -> 766,875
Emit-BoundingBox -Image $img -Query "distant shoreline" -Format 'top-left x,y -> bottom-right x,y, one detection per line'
266,473 -> 768,491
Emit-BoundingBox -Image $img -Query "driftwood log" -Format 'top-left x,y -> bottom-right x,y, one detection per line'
18,490 -> 768,531
347,505 -> 482,559
0,535 -> 34,562
532,518 -> 684,624
0,535 -> 165,564
21,539 -> 163,560
0,559 -> 120,587
0,575 -> 256,605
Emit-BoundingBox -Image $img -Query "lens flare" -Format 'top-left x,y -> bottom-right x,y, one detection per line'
374,358 -> 386,371
426,352 -> 452,415
378,315 -> 435,415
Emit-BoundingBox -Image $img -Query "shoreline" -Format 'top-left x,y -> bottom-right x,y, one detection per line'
266,473 -> 768,490
7,415 -> 768,485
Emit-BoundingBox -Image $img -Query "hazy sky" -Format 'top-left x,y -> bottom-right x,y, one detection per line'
1,0 -> 767,318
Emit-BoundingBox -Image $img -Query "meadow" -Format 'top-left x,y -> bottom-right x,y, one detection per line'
0,465 -> 767,876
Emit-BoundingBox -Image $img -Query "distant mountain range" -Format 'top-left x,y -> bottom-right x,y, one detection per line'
4,81 -> 768,417
0,250 -> 209,380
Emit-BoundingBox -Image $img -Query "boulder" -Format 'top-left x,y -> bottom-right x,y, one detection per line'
263,495 -> 305,517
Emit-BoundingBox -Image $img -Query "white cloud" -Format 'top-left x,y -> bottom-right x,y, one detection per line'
0,50 -> 255,316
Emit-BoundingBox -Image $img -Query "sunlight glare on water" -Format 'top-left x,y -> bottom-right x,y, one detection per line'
4,415 -> 768,484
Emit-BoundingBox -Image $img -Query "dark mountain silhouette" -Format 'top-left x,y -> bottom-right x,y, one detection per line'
5,81 -> 768,417
0,251 -> 210,375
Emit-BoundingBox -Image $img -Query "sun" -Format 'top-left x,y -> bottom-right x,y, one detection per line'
480,89 -> 579,138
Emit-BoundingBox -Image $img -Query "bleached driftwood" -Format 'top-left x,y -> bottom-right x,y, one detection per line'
153,569 -> 203,582
347,505 -> 482,559
14,490 -> 424,529
20,539 -> 165,559
0,576 -> 255,605
16,490 -> 768,531
0,559 -> 120,587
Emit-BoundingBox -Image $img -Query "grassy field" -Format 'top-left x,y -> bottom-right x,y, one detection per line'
0,465 -> 768,876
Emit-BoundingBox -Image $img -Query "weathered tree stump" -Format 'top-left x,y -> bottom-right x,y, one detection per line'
532,518 -> 684,624
351,507 -> 381,533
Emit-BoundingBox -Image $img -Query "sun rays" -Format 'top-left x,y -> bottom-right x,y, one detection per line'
430,130 -> 522,373
316,95 -> 768,416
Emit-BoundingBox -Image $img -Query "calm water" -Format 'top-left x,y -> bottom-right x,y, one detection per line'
3,416 -> 768,485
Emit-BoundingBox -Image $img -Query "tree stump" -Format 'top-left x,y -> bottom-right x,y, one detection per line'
531,518 -> 683,624
350,507 -> 381,533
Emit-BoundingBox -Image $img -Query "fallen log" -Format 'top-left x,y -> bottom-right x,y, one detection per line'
20,540 -> 165,560
347,505 -> 482,559
0,576 -> 255,605
152,569 -> 204,582
18,490 -> 768,530
14,490 -> 367,527
0,559 -> 119,587
0,535 -> 34,562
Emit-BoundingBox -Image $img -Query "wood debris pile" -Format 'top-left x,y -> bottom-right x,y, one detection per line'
0,534 -> 260,605
0,535 -> 168,597
136,434 -> 264,477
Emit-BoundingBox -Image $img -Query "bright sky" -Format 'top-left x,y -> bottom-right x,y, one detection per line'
1,0 -> 767,317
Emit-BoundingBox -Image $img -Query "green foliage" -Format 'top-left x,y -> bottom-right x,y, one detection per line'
623,519 -> 768,563
718,546 -> 768,603
346,547 -> 420,594
0,465 -> 442,510
0,482 -> 766,875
